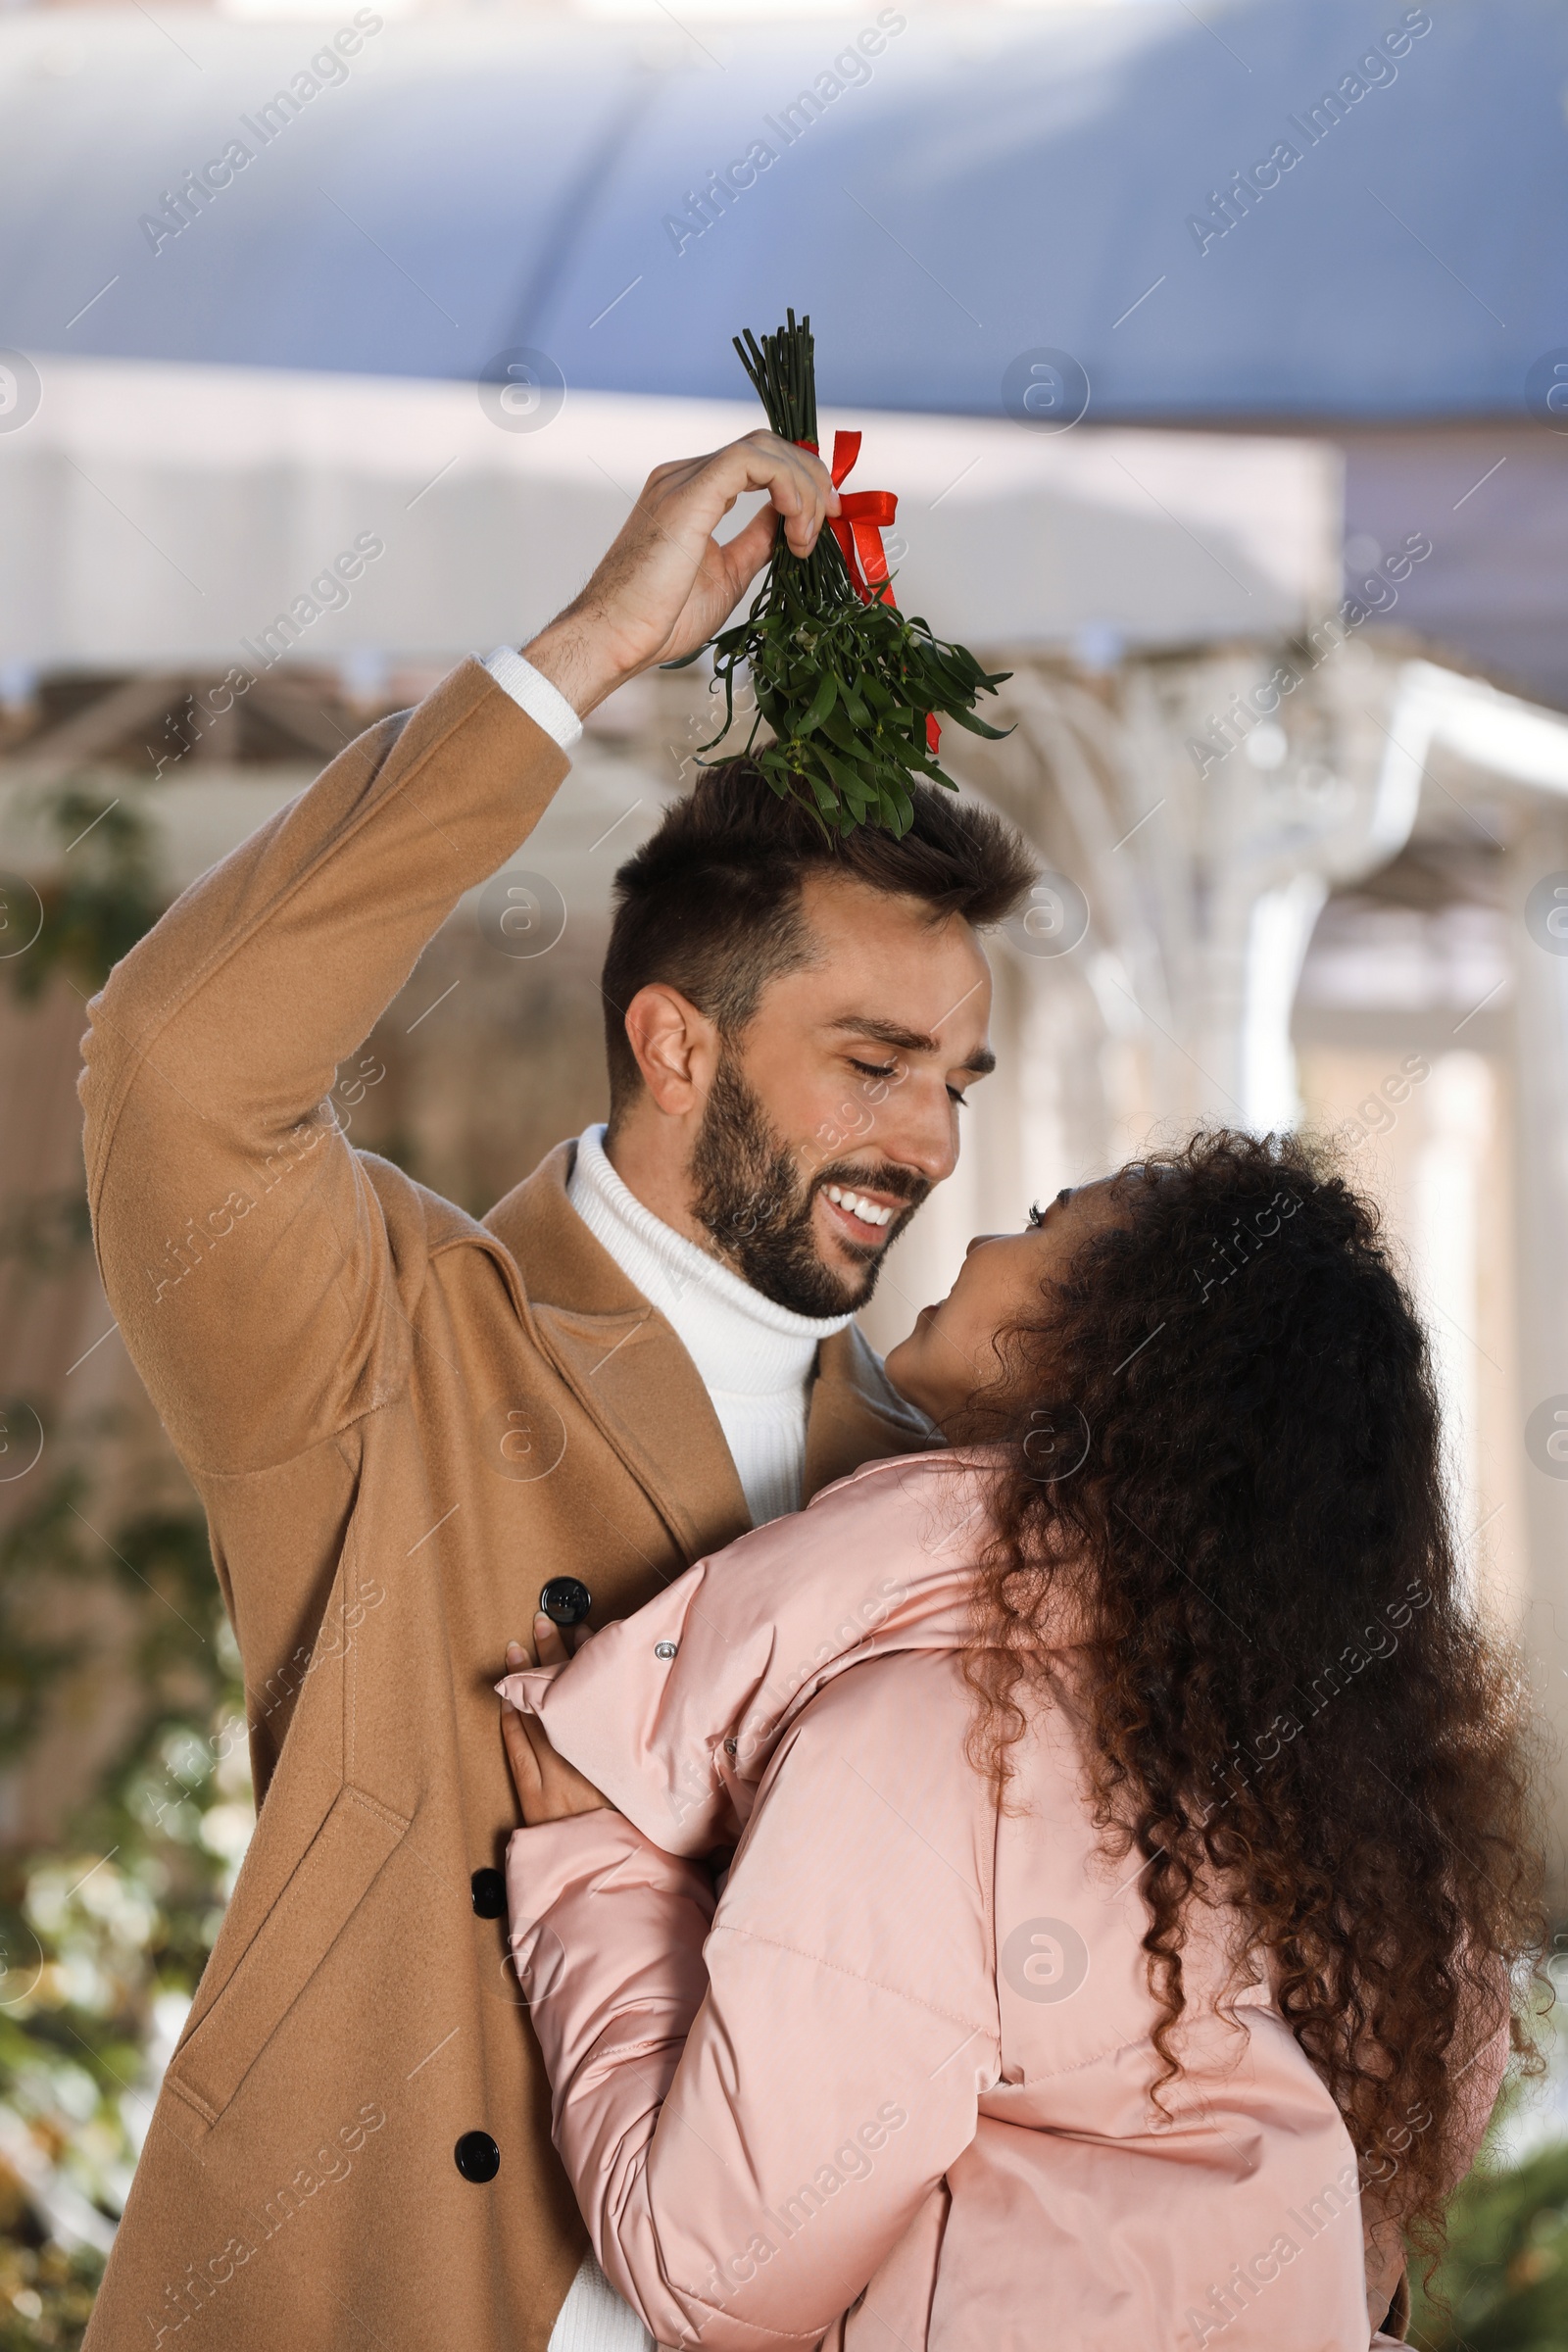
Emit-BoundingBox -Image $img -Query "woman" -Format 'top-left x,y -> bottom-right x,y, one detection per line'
499,1133 -> 1541,2350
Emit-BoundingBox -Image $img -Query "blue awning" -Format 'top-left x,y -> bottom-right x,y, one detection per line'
0,0 -> 1559,418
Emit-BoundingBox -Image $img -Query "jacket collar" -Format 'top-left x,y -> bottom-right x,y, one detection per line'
805,1323 -> 939,1498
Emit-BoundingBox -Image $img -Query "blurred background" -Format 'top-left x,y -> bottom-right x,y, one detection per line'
3,0 -> 1568,2340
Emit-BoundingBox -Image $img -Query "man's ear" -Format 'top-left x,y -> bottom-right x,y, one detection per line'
621,984 -> 719,1117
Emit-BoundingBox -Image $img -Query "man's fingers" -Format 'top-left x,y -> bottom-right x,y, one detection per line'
654,433 -> 835,559
524,427 -> 839,711
717,503 -> 785,595
735,431 -> 837,552
742,426 -> 836,506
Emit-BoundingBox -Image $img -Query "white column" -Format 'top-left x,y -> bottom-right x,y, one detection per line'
1412,1053 -> 1493,1593
1241,873 -> 1329,1132
1511,810 -> 1568,1898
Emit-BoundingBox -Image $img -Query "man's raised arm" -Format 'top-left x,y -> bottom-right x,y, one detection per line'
77,435 -> 837,1477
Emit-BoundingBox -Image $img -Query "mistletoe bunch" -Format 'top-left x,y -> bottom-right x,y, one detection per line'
666,311 -> 1011,837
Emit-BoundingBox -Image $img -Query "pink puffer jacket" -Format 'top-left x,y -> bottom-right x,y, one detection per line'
500,1452 -> 1499,2351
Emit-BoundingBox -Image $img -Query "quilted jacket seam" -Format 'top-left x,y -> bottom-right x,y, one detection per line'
707,1922 -> 993,2040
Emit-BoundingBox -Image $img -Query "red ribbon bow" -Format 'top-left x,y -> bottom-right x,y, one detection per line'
797,431 -> 940,757
800,429 -> 898,607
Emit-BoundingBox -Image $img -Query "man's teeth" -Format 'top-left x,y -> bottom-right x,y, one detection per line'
824,1186 -> 894,1228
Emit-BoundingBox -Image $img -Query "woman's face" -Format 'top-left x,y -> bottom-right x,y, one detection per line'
885,1181 -> 1116,1432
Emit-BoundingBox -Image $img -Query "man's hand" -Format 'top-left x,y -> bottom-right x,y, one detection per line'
500,1623 -> 613,1827
520,431 -> 838,719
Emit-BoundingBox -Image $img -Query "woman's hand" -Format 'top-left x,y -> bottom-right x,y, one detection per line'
500,1619 -> 613,1828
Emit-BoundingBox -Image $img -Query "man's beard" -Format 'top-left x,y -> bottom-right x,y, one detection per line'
688,1053 -> 928,1318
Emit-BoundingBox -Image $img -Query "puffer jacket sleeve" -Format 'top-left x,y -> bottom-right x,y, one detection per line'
507,1652 -> 999,2351
497,1453 -> 991,1854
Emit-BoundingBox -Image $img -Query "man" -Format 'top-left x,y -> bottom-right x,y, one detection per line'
78,433 -> 1034,2351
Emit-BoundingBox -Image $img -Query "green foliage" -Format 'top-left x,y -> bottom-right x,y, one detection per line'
0,780 -> 210,2338
1409,2137 -> 1568,2349
665,312 -> 1011,837
0,1469 -> 94,1771
0,1196 -> 93,1284
6,791 -> 164,1005
0,2240 -> 103,2351
0,1446 -> 248,2351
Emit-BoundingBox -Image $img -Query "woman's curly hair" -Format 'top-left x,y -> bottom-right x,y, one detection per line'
963,1129 -> 1543,2256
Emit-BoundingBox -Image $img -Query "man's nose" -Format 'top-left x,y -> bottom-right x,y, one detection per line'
879,1074 -> 964,1187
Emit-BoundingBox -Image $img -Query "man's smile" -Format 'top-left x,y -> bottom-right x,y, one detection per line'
817,1181 -> 906,1247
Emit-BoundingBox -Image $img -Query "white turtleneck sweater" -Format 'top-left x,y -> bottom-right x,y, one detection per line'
566,1124 -> 853,1528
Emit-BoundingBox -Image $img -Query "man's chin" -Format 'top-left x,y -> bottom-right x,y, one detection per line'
809,1239 -> 890,1315
724,1232 -> 887,1321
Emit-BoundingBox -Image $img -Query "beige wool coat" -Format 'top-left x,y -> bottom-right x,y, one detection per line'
76,659 -> 935,2352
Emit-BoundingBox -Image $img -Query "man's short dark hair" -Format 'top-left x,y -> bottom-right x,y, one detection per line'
600,759 -> 1037,1114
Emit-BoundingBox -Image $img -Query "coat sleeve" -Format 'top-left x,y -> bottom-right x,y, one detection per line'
507,1658 -> 998,2350
78,660 -> 568,1479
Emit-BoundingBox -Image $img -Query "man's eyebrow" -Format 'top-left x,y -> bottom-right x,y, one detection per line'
827,1016 -> 997,1077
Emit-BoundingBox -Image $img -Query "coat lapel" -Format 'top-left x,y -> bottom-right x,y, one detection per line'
483,1145 -> 751,1564
485,1143 -> 939,1565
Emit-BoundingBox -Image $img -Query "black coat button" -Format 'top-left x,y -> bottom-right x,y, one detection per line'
470,1868 -> 506,1920
539,1577 -> 592,1627
455,2131 -> 500,2183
